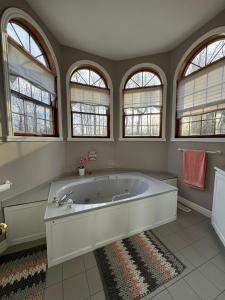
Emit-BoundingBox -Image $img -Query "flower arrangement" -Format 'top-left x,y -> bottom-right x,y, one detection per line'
79,156 -> 90,169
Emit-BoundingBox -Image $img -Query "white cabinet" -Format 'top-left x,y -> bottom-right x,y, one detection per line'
46,191 -> 177,267
4,201 -> 46,246
212,168 -> 225,247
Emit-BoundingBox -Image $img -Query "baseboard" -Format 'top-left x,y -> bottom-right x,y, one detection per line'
0,238 -> 8,255
178,196 -> 212,218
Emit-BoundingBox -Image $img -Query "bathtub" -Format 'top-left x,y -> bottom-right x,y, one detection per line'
45,173 -> 177,267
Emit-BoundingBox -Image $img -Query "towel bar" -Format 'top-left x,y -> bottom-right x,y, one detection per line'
177,148 -> 222,155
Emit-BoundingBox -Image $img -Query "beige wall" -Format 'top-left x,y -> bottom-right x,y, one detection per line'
1,0 -> 225,211
60,46 -> 170,173
167,9 -> 225,210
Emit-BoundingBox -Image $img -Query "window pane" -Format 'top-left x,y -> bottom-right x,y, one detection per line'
32,86 -> 42,101
37,55 -> 48,66
25,101 -> 35,118
26,116 -> 35,132
12,113 -> 25,132
19,78 -> 31,97
125,71 -> 161,89
10,75 -> 19,92
7,21 -> 48,68
45,108 -> 52,121
37,119 -> 46,133
36,106 -> 45,119
72,112 -> 108,137
7,23 -> 22,46
12,23 -> 30,52
42,91 -> 50,104
30,36 -> 42,58
11,95 -> 23,114
184,38 -> 225,76
71,68 -> 107,88
46,121 -> 53,135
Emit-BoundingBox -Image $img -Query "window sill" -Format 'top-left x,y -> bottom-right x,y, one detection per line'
6,136 -> 64,142
67,137 -> 114,142
171,137 -> 225,143
118,137 -> 166,142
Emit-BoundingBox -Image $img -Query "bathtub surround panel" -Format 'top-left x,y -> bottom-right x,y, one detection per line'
94,230 -> 186,300
46,192 -> 177,267
45,173 -> 177,266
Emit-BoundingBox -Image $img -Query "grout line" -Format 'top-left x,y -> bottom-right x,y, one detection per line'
166,287 -> 176,300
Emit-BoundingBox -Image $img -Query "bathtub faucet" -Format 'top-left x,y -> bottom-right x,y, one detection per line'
55,191 -> 73,207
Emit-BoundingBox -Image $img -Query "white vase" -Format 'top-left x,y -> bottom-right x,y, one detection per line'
79,168 -> 85,176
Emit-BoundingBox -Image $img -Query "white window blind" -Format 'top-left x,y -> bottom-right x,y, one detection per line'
8,43 -> 55,94
177,60 -> 225,117
70,84 -> 110,106
123,86 -> 162,108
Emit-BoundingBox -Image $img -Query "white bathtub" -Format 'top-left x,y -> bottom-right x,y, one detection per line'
45,173 -> 177,267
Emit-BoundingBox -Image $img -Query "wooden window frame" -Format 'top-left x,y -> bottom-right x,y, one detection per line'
70,65 -> 110,139
122,68 -> 163,139
7,19 -> 59,138
176,35 -> 225,139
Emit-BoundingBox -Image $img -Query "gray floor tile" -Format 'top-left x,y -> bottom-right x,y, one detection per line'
63,273 -> 90,300
199,261 -> 225,291
192,236 -> 221,259
181,226 -> 206,242
90,290 -> 106,300
167,279 -> 200,300
164,232 -> 191,251
191,219 -> 214,237
151,289 -> 173,300
44,282 -> 63,300
152,224 -> 173,238
180,244 -> 208,267
83,252 -> 97,270
63,256 -> 85,280
86,266 -> 103,295
164,220 -> 186,234
211,253 -> 225,273
216,292 -> 225,300
184,269 -> 220,300
46,264 -> 63,287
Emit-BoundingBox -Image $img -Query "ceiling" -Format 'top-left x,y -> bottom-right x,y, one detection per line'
27,0 -> 225,60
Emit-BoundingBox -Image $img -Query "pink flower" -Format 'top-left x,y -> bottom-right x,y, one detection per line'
79,156 -> 90,167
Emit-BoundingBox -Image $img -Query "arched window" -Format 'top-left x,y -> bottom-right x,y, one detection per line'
69,65 -> 111,138
176,36 -> 225,137
122,68 -> 163,138
2,10 -> 60,139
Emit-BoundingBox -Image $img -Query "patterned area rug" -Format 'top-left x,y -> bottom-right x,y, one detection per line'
94,230 -> 186,300
0,245 -> 47,300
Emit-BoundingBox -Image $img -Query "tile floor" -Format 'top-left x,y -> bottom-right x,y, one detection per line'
7,209 -> 225,300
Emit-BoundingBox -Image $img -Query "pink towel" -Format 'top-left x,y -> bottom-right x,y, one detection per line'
182,149 -> 206,190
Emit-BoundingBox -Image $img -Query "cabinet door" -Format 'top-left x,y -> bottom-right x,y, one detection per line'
95,204 -> 128,248
212,172 -> 225,246
46,212 -> 94,267
4,201 -> 46,245
128,192 -> 177,235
